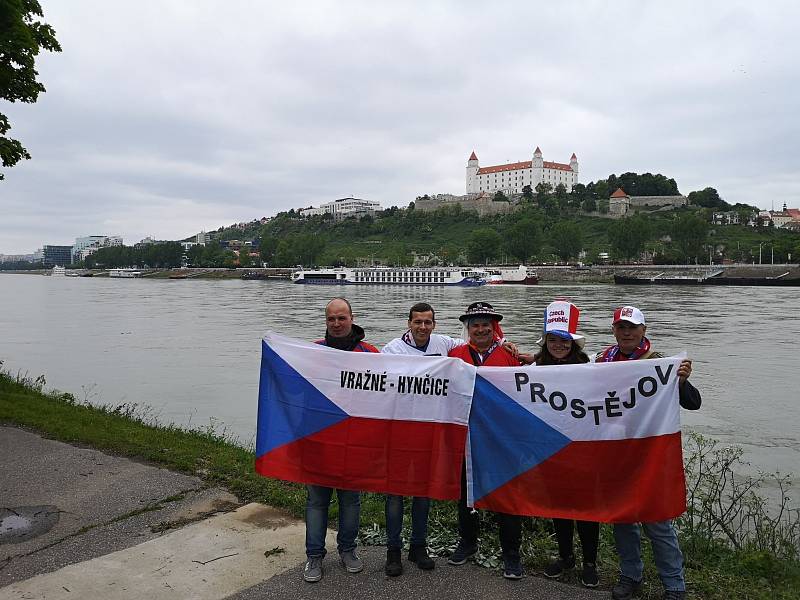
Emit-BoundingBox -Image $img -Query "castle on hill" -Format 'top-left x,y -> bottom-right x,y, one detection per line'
466,147 -> 579,196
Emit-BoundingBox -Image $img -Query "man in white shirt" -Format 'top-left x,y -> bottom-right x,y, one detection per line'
381,302 -> 463,357
380,302 -> 461,576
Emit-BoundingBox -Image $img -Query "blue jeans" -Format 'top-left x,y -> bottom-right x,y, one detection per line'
613,520 -> 685,592
305,485 -> 361,558
385,495 -> 431,550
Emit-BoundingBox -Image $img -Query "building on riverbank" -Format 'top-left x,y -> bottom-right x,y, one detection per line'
72,235 -> 123,262
42,245 -> 73,267
466,147 -> 579,196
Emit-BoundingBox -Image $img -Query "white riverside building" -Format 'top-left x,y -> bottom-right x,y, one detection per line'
300,197 -> 381,219
72,235 -> 123,262
466,147 -> 579,196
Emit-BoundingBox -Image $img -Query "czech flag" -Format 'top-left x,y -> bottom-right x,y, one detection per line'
255,333 -> 475,499
467,357 -> 687,523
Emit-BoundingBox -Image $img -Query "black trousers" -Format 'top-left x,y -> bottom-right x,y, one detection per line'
457,461 -> 522,558
553,518 -> 599,563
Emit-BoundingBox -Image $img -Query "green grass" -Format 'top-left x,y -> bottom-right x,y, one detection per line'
1,370 -> 798,598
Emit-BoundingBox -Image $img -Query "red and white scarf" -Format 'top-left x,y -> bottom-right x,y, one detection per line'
599,336 -> 651,362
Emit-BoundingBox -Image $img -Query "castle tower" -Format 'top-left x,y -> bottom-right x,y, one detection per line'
570,152 -> 579,174
466,151 -> 479,194
532,146 -> 544,186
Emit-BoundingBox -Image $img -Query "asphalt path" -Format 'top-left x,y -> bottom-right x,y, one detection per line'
0,426 -> 606,600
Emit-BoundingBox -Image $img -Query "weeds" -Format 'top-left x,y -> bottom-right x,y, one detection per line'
680,433 -> 800,560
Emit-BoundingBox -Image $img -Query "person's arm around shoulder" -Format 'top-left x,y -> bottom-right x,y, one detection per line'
440,334 -> 465,352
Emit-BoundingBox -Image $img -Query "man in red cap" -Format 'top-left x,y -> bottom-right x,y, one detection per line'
447,301 -> 524,580
597,306 -> 700,600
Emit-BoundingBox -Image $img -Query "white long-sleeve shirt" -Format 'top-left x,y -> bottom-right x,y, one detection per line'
381,330 -> 464,356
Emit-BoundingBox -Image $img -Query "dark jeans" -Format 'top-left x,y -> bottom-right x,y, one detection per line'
553,518 -> 599,563
305,485 -> 360,558
457,462 -> 522,558
385,495 -> 430,550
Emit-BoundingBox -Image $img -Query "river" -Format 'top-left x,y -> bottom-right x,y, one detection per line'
1,273 -> 798,488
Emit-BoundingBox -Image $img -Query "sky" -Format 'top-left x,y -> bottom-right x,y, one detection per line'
2,0 -> 799,254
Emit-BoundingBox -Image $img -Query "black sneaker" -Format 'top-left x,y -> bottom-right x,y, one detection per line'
384,547 -> 403,577
612,574 -> 642,600
543,554 -> 575,578
662,591 -> 686,600
581,562 -> 599,587
447,540 -> 477,565
408,544 -> 435,570
502,555 -> 523,580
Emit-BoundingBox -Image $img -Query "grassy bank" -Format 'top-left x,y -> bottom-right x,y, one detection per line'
1,370 -> 798,599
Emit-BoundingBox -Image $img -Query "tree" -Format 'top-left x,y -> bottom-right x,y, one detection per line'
522,184 -> 533,201
581,197 -> 597,213
238,247 -> 252,267
492,190 -> 508,202
670,213 -> 709,262
259,234 -> 279,265
466,228 -> 501,264
503,218 -> 542,262
294,233 -> 326,266
1,1 -> 62,179
688,187 -> 729,210
548,222 -> 583,261
607,216 -> 651,261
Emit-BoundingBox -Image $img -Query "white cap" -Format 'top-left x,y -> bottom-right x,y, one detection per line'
613,306 -> 646,325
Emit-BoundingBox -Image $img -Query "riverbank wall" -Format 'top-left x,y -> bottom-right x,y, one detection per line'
4,264 -> 798,283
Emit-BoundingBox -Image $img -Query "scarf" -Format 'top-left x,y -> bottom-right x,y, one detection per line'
401,329 -> 429,352
599,336 -> 652,362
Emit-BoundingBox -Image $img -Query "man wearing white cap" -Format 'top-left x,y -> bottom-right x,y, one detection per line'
597,306 -> 701,600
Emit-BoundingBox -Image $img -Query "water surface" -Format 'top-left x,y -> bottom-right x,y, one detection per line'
1,274 -> 797,486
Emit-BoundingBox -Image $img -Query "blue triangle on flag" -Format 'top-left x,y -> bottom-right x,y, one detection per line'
470,374 -> 571,502
256,339 -> 348,457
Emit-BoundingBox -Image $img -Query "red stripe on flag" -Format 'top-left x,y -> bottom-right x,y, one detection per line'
256,416 -> 466,500
474,433 -> 686,523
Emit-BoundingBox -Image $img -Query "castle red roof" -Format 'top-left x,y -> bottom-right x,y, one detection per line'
534,146 -> 542,154
610,188 -> 628,198
469,151 -> 478,161
571,153 -> 577,160
478,161 -> 531,175
477,159 -> 573,175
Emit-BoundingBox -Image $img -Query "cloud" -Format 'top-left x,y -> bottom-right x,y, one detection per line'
2,0 -> 799,253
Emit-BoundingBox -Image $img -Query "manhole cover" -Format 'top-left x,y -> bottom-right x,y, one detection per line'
0,506 -> 60,544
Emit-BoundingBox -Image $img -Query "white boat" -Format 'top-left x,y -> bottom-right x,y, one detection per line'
50,266 -> 66,276
291,267 -> 487,286
485,265 -> 539,285
108,268 -> 143,278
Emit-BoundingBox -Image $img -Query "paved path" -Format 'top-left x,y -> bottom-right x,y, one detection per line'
0,426 -> 605,600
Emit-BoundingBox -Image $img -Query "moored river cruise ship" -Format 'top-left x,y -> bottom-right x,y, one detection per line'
291,267 -> 487,286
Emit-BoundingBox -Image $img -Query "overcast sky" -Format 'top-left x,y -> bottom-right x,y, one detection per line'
2,0 -> 798,254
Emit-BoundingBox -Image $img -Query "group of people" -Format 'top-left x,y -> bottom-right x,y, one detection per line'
300,296 -> 701,600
